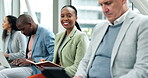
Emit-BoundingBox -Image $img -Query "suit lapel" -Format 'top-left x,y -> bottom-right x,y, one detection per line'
87,22 -> 109,71
111,10 -> 135,67
53,31 -> 66,62
54,28 -> 77,62
55,32 -> 66,53
90,23 -> 109,62
60,28 -> 77,52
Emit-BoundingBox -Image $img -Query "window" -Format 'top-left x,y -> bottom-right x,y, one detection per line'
72,0 -> 106,40
20,0 -> 53,31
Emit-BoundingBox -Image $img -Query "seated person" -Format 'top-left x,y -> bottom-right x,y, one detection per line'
27,5 -> 89,78
0,15 -> 26,70
0,14 -> 55,78
73,0 -> 148,78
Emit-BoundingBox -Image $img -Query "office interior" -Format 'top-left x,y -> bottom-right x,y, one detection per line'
0,0 -> 148,49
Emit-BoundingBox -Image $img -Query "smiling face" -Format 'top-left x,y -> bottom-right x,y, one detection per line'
99,0 -> 127,23
2,17 -> 11,31
60,7 -> 77,30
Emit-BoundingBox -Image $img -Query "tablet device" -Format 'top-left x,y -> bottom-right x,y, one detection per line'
42,67 -> 71,78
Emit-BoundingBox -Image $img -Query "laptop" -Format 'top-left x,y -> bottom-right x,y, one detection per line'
42,67 -> 71,78
0,51 -> 11,68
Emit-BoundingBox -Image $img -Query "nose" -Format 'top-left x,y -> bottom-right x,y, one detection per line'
63,16 -> 68,21
102,5 -> 108,13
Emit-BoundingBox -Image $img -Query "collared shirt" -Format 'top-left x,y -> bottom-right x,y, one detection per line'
108,9 -> 130,26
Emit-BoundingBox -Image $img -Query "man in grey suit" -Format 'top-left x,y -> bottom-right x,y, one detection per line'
73,0 -> 148,78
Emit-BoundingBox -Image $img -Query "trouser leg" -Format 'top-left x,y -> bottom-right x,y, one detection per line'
0,66 -> 33,78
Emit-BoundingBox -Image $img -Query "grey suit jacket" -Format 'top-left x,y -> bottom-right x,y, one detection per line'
75,10 -> 148,78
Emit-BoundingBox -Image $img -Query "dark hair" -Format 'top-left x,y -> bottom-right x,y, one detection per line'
16,14 -> 34,25
2,15 -> 18,40
61,5 -> 81,31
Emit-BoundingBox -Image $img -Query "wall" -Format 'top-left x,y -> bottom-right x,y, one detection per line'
53,0 -> 71,34
0,0 -> 4,50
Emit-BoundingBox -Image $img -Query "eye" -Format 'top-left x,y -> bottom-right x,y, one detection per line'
68,15 -> 72,18
61,15 -> 64,18
99,1 -> 112,6
104,1 -> 112,5
67,14 -> 72,18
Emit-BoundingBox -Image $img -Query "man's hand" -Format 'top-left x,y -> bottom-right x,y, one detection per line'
73,76 -> 83,78
11,58 -> 34,66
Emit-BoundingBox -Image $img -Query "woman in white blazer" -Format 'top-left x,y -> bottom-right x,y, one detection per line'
1,15 -> 27,64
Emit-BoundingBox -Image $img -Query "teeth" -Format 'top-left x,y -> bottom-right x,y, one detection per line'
64,23 -> 68,24
63,23 -> 68,25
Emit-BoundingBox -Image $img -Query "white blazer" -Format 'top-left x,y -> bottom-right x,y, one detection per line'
2,31 -> 27,60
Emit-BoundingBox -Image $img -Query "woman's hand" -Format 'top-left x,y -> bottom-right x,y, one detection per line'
3,53 -> 9,57
35,59 -> 46,71
40,59 -> 46,62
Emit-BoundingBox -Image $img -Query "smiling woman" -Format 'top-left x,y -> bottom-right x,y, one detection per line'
27,5 -> 89,78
